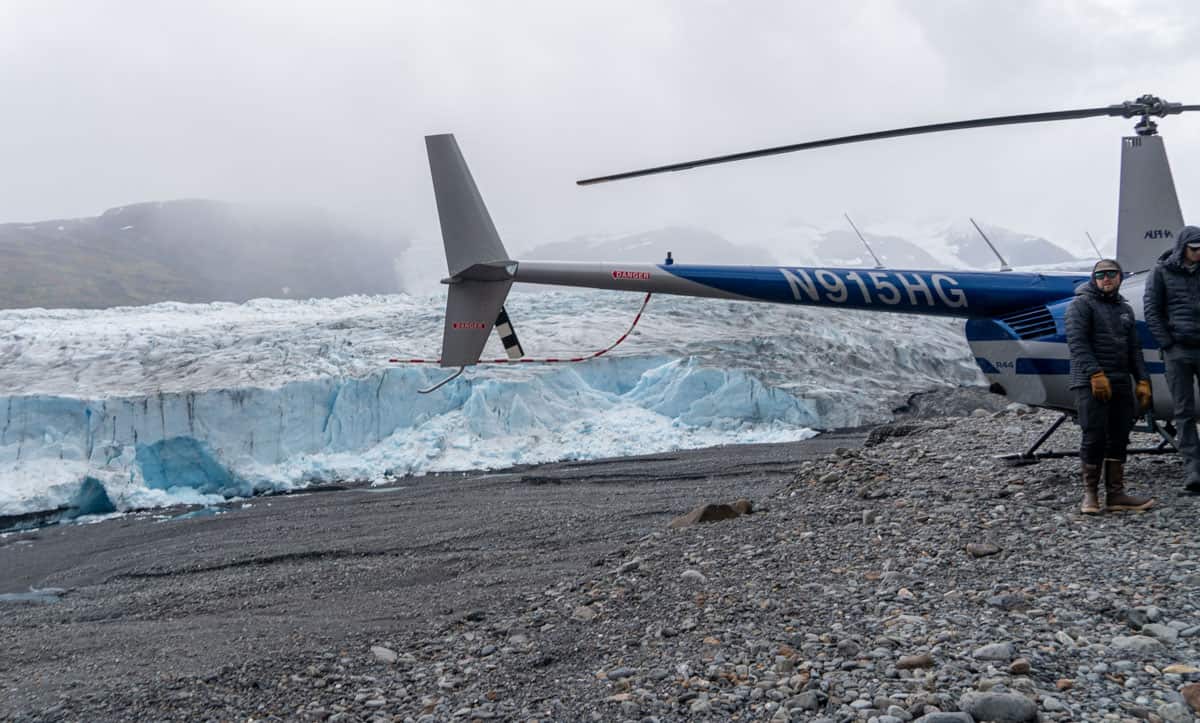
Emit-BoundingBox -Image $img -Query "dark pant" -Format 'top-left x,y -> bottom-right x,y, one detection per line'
1076,384 -> 1135,465
1165,348 -> 1200,482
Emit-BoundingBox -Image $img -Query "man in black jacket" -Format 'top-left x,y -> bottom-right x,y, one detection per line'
1143,225 -> 1200,495
1066,258 -> 1155,513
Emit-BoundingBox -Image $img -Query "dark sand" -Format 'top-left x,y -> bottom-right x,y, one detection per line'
1,430 -> 867,718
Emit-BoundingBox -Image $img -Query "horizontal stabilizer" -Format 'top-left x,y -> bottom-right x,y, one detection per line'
441,280 -> 513,367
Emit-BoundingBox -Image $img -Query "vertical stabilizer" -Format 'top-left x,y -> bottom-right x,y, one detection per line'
426,134 -> 515,367
426,134 -> 510,275
1117,135 -> 1183,273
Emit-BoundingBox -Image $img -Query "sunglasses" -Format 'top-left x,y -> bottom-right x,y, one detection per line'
1093,270 -> 1121,280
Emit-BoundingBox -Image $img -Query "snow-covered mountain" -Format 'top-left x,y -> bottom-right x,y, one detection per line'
516,221 -> 1082,271
758,219 -> 1082,270
0,290 -> 982,528
518,227 -> 777,266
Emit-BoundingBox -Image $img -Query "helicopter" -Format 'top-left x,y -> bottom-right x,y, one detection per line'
423,95 -> 1197,462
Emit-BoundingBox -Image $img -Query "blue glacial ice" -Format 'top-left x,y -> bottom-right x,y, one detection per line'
0,290 -> 982,520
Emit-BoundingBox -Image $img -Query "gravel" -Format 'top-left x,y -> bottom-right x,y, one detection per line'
3,389 -> 1200,722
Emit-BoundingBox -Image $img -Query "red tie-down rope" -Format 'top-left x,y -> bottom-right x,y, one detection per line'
388,292 -> 653,365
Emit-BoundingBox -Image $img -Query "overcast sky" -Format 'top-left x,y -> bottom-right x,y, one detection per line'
2,0 -> 1199,260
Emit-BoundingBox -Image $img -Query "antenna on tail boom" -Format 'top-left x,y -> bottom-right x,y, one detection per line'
844,213 -> 884,269
969,218 -> 1012,272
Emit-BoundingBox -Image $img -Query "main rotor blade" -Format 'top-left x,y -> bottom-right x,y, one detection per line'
577,104 -> 1198,186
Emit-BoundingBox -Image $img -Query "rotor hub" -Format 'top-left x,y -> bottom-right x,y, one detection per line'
1109,94 -> 1183,136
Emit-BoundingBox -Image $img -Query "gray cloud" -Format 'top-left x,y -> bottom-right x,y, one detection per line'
2,0 -> 1198,262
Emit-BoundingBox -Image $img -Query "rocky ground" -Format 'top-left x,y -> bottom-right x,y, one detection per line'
3,389 -> 1200,722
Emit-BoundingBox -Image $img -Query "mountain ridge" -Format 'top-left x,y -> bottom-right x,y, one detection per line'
0,199 -> 405,310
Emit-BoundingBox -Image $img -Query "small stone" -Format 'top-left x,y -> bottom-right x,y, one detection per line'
915,714 -> 975,723
789,690 -> 827,711
370,646 -> 398,664
988,593 -> 1029,611
606,667 -> 636,680
959,691 -> 1038,722
966,542 -> 1002,558
572,605 -> 598,622
1165,665 -> 1200,674
897,653 -> 936,670
1142,623 -> 1180,643
1111,635 -> 1166,655
1159,702 -> 1192,723
972,642 -> 1015,661
818,471 -> 841,484
1009,658 -> 1031,675
1181,683 -> 1200,713
1055,678 -> 1073,691
1123,607 -> 1152,629
1042,696 -> 1067,712
680,569 -> 707,584
670,503 -> 740,528
616,559 -> 640,574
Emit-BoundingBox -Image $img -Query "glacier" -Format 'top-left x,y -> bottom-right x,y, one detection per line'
0,290 -> 983,525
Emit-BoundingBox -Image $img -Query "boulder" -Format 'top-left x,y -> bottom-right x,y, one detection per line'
669,503 -> 740,528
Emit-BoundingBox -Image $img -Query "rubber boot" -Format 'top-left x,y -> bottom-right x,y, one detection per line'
1103,459 -> 1154,511
1080,463 -> 1101,515
1184,460 -> 1200,496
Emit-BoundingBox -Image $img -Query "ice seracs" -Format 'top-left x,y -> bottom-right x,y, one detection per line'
0,290 -> 981,523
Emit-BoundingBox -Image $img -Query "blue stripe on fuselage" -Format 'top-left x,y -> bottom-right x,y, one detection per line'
1010,357 -> 1165,375
660,265 -> 1085,318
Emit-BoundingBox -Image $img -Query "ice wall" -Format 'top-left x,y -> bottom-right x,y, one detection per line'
0,357 -> 830,520
0,290 -> 983,523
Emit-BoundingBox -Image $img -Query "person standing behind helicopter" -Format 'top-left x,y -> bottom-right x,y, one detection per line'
1066,258 -> 1155,514
1143,225 -> 1200,495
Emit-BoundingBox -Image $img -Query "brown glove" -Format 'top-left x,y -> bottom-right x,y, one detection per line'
1136,379 -> 1153,412
1090,372 -> 1112,402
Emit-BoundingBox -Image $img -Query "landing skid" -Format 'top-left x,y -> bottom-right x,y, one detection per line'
998,412 -> 1178,466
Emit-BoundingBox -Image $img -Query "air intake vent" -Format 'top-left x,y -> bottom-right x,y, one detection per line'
999,306 -> 1057,340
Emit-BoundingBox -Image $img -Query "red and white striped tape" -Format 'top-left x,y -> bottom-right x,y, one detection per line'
388,293 -> 652,366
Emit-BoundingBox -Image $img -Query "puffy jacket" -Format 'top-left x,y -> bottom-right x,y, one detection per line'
1143,225 -> 1200,350
1065,281 -> 1148,389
